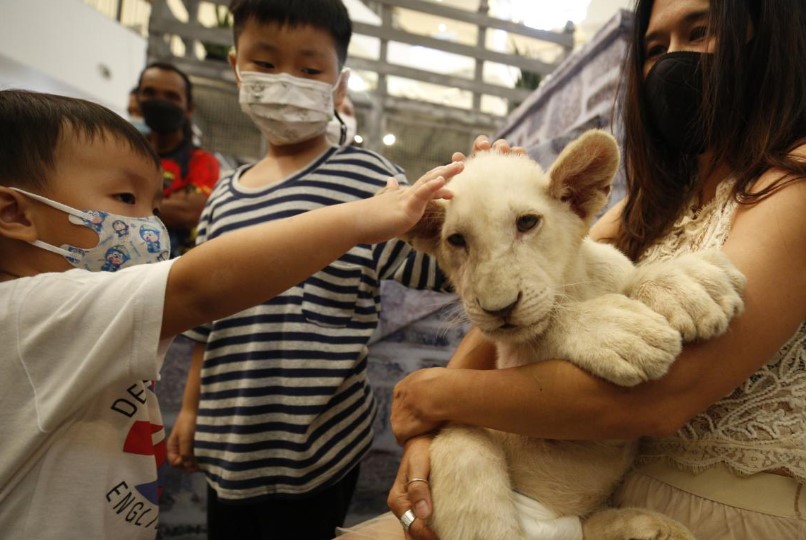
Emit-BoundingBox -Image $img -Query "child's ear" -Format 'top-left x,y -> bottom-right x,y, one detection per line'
0,187 -> 38,242
334,68 -> 350,108
229,50 -> 240,88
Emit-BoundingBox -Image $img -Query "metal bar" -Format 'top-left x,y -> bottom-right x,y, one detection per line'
202,0 -> 574,48
148,18 -> 556,76
352,21 -> 556,75
346,56 -> 531,102
380,0 -> 572,48
473,0 -> 489,112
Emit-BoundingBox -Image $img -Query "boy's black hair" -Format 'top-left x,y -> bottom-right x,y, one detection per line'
0,90 -> 160,190
137,61 -> 194,106
229,0 -> 352,66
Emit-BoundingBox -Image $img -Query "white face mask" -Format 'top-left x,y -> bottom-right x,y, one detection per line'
11,188 -> 171,272
326,113 -> 357,147
237,69 -> 341,146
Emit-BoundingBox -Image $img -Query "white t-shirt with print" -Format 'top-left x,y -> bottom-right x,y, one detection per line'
0,261 -> 175,540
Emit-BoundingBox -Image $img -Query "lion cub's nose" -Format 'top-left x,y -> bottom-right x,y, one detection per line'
479,292 -> 522,319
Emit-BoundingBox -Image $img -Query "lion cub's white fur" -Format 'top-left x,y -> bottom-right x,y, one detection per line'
405,131 -> 745,540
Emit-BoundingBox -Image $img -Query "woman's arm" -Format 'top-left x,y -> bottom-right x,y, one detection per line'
392,176 -> 806,442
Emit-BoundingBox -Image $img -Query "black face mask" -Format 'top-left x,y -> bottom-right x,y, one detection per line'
139,99 -> 186,134
644,51 -> 708,155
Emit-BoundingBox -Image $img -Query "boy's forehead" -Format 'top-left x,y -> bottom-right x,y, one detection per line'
57,128 -> 161,186
239,18 -> 339,60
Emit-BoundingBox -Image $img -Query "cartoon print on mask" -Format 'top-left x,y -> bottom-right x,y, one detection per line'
112,220 -> 130,238
139,225 -> 162,253
81,210 -> 106,233
101,245 -> 131,272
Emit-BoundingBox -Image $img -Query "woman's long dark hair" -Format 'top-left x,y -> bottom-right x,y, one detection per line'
614,0 -> 806,261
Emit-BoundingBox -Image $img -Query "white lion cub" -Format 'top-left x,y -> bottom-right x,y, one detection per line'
403,130 -> 745,540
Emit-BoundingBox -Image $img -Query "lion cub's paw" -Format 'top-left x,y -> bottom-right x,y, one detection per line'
628,250 -> 746,342
583,508 -> 695,540
550,294 -> 682,387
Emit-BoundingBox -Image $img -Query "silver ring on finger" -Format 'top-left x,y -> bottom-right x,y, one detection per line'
399,509 -> 416,532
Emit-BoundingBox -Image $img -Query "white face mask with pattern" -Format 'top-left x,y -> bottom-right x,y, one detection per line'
237,68 -> 342,146
11,188 -> 170,272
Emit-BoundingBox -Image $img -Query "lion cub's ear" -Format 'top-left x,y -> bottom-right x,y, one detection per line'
401,200 -> 446,255
546,130 -> 620,223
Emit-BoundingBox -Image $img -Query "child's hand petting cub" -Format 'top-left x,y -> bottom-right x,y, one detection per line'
362,161 -> 460,245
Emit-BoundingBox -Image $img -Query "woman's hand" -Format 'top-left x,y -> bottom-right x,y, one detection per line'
452,135 -> 527,163
391,367 -> 446,445
388,436 -> 440,540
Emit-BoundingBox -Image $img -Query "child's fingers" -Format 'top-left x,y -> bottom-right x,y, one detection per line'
386,177 -> 401,191
471,135 -> 491,154
167,433 -> 182,466
492,139 -> 512,153
414,161 -> 463,188
414,176 -> 446,196
451,151 -> 467,163
420,178 -> 454,202
512,145 -> 527,156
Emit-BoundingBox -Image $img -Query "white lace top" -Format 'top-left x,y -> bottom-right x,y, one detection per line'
636,179 -> 806,482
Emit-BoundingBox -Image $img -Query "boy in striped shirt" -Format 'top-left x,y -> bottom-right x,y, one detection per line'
166,1 -> 454,538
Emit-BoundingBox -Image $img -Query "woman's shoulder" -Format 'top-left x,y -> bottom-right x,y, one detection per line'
589,198 -> 626,242
748,141 -> 806,194
727,149 -> 806,289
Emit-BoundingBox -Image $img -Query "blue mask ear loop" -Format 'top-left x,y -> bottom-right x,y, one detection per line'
8,187 -> 96,258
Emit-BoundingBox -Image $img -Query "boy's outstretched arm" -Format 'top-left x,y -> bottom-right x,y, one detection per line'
160,162 -> 461,339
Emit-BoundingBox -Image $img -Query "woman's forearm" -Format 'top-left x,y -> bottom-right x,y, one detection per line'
411,361 -> 653,440
447,326 -> 496,369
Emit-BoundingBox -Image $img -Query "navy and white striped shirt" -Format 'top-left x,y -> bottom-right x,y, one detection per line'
184,146 -> 446,500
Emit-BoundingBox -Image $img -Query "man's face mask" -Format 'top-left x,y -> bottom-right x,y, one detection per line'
237,69 -> 342,146
644,51 -> 708,155
11,188 -> 170,272
139,99 -> 186,134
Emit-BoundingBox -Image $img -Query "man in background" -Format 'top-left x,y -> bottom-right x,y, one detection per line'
137,62 -> 220,257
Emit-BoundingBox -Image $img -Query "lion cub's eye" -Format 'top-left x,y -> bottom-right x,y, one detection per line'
516,214 -> 541,233
446,233 -> 466,248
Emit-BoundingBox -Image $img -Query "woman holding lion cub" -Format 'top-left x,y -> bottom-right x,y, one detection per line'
348,0 -> 805,539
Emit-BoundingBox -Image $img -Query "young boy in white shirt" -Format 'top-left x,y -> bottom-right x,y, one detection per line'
0,88 -> 459,540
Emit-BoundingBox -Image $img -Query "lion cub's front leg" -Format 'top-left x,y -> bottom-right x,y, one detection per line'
627,250 -> 746,342
429,425 -> 525,540
542,294 -> 683,386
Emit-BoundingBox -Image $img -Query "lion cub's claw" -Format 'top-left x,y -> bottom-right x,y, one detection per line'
628,250 -> 746,342
549,294 -> 682,387
583,507 -> 695,540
